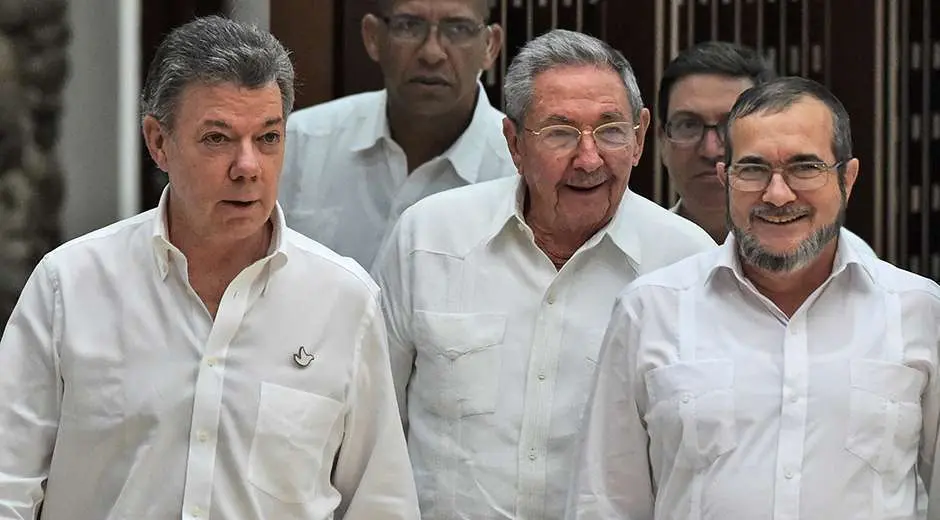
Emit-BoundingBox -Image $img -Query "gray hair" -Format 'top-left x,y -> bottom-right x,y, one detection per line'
504,29 -> 644,126
140,15 -> 294,130
723,76 -> 853,169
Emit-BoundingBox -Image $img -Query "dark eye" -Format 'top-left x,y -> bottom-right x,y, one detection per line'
735,164 -> 770,179
788,162 -> 827,177
202,133 -> 227,145
389,16 -> 426,35
541,127 -> 578,139
596,126 -> 629,139
443,21 -> 477,38
260,132 -> 281,145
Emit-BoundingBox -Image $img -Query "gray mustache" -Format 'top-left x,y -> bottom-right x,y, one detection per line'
751,205 -> 812,219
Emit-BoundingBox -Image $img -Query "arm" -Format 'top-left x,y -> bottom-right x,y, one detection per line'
370,218 -> 417,432
331,296 -> 420,520
567,293 -> 654,520
0,260 -> 63,519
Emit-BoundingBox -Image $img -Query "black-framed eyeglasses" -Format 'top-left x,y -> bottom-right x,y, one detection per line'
726,159 -> 847,192
379,14 -> 488,46
664,114 -> 726,145
525,122 -> 641,153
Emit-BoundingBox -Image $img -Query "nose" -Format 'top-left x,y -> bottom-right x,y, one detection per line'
230,139 -> 261,180
761,172 -> 797,206
698,126 -> 724,160
416,27 -> 447,65
571,133 -> 604,172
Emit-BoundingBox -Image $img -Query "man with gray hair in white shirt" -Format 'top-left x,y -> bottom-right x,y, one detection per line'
0,16 -> 418,520
279,0 -> 515,270
372,29 -> 715,520
569,76 -> 940,519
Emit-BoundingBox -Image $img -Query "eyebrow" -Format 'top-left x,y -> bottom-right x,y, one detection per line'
539,112 -> 626,127
786,153 -> 826,163
735,153 -> 827,165
200,117 -> 284,130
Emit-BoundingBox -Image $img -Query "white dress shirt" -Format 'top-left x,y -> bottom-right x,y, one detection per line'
0,190 -> 419,520
570,231 -> 940,520
668,199 -> 879,257
279,85 -> 516,270
372,175 -> 716,519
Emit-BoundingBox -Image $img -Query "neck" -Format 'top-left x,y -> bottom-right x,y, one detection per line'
741,240 -> 838,318
677,201 -> 727,244
168,207 -> 273,316
527,208 -> 609,271
386,90 -> 478,173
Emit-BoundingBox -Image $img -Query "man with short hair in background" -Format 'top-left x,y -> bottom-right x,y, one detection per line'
279,0 -> 513,270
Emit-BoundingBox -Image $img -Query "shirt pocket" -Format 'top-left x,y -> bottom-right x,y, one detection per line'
844,359 -> 925,475
645,359 -> 738,470
412,310 -> 507,418
248,382 -> 345,503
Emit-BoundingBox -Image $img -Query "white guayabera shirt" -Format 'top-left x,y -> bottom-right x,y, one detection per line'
0,190 -> 420,520
373,176 -> 716,520
279,84 -> 516,271
569,231 -> 940,520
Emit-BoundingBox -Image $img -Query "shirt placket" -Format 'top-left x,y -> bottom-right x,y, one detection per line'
515,280 -> 566,519
180,263 -> 265,520
772,315 -> 809,520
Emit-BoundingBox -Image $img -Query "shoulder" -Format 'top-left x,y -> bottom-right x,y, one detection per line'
44,210 -> 157,269
281,227 -> 380,297
287,90 -> 384,136
391,177 -> 517,256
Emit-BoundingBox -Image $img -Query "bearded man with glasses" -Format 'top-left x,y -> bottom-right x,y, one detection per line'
569,76 -> 940,520
278,0 -> 513,271
372,29 -> 714,519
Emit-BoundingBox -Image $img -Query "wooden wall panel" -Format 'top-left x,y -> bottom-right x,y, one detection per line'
271,0 -> 335,110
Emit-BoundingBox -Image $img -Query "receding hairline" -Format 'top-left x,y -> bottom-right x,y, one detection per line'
728,94 -> 836,146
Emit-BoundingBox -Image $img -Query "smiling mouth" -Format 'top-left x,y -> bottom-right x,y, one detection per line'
568,183 -> 605,192
757,214 -> 807,225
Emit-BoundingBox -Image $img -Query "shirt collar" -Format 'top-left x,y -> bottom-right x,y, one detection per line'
438,84 -> 498,184
348,83 -> 497,184
349,89 -> 389,153
705,229 -> 876,288
151,186 -> 289,286
483,176 -> 643,268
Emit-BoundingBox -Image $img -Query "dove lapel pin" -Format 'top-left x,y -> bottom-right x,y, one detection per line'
293,346 -> 315,368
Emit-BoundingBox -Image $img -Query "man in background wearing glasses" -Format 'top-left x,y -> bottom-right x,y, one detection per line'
658,41 -> 876,257
372,30 -> 714,519
278,0 -> 513,270
569,77 -> 940,519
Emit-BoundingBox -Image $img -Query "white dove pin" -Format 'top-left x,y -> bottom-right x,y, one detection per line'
293,346 -> 315,368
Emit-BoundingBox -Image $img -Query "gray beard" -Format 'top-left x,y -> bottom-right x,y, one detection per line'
731,210 -> 844,273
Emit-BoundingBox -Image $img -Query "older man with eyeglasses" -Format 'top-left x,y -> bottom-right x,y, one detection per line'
278,0 -> 514,271
371,29 -> 714,520
657,41 -> 876,257
569,76 -> 940,520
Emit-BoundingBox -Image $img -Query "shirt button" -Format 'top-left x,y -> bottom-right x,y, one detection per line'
206,357 -> 217,367
192,506 -> 203,518
790,394 -> 799,404
197,430 -> 209,442
784,469 -> 794,479
529,452 -> 537,461
546,294 -> 556,305
681,393 -> 691,404
537,373 -> 546,381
